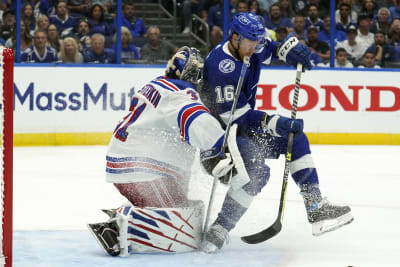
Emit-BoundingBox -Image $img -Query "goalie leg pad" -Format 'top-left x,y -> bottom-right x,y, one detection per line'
114,178 -> 190,208
115,201 -> 204,255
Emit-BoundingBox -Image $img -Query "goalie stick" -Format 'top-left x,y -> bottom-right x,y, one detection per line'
203,56 -> 250,233
241,62 -> 303,244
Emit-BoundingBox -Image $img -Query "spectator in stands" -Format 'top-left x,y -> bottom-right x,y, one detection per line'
88,4 -> 113,38
182,0 -> 205,34
356,14 -> 375,48
49,0 -> 77,38
389,18 -> 400,46
21,29 -> 58,63
83,33 -> 115,63
22,3 -> 35,35
318,15 -> 347,44
35,14 -> 50,32
288,14 -> 307,40
5,19 -> 32,54
278,0 -> 294,18
358,50 -> 381,67
305,4 -> 323,30
237,0 -> 249,13
75,18 -> 91,52
366,30 -> 397,66
335,0 -> 358,24
376,0 -> 396,8
207,0 -> 236,47
336,24 -> 368,63
306,25 -> 330,62
336,2 -> 357,32
292,0 -> 308,15
298,35 -> 324,66
360,0 -> 378,18
91,0 -> 114,16
371,7 -> 392,35
112,26 -> 139,63
257,0 -> 277,14
0,10 -> 15,42
274,25 -> 288,42
58,36 -> 83,63
67,0 -> 90,19
202,0 -> 219,12
390,0 -> 400,20
248,0 -> 268,25
335,47 -> 354,67
114,1 -> 146,47
264,3 -> 294,31
39,0 -> 56,17
47,23 -> 61,52
5,0 -> 32,14
140,25 -> 177,64
309,0 -> 329,18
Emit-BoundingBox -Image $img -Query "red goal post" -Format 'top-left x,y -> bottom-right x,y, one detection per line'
1,47 -> 13,267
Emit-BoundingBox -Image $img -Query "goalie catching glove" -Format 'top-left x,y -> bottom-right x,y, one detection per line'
201,124 -> 250,190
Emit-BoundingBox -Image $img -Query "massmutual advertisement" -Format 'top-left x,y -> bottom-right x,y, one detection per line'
13,66 -> 400,145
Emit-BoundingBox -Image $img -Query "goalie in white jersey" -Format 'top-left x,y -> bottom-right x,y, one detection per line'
88,46 -> 249,256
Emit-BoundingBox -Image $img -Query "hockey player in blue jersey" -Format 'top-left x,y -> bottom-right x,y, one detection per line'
199,12 -> 354,253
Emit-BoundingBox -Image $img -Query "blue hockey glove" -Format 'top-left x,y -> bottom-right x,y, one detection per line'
278,36 -> 312,71
263,114 -> 303,137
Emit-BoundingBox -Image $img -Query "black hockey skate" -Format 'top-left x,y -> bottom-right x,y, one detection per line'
88,221 -> 120,256
304,195 -> 354,236
200,223 -> 229,253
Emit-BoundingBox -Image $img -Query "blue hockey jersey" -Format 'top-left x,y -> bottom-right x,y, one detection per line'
202,40 -> 279,134
83,48 -> 116,63
21,46 -> 59,63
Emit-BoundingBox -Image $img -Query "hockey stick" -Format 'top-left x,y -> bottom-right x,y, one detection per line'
241,62 -> 303,244
203,56 -> 250,234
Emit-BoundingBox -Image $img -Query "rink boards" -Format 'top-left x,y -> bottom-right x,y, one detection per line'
13,65 -> 400,146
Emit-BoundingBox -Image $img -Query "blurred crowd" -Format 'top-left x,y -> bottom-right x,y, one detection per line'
1,0 -> 399,68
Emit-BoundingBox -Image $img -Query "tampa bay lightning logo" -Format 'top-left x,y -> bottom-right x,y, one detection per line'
219,59 -> 235,73
238,15 -> 250,25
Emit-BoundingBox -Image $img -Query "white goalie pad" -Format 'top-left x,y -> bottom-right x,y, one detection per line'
115,201 -> 204,256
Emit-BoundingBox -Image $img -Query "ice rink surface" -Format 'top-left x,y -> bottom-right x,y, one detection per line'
13,144 -> 400,267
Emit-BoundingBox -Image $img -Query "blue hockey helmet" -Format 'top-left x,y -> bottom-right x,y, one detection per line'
165,46 -> 204,85
229,12 -> 266,49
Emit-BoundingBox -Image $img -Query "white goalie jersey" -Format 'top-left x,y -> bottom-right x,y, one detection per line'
106,76 -> 225,184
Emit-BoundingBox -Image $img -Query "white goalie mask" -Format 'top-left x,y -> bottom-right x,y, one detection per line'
165,46 -> 204,86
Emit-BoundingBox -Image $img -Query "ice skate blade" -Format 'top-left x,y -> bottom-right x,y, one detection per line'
312,212 -> 354,236
87,224 -> 110,256
87,223 -> 120,256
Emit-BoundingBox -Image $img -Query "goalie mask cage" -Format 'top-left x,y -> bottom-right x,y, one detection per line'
0,47 -> 13,267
